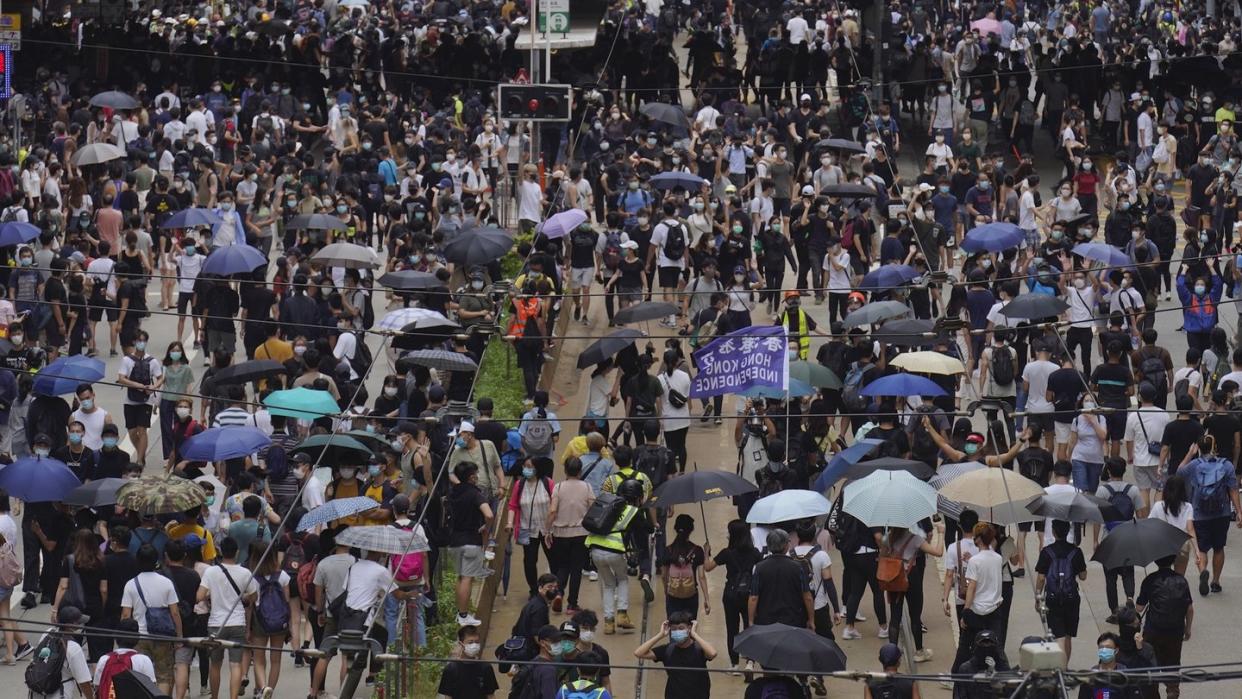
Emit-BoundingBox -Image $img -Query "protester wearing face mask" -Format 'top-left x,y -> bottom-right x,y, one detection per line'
508,458 -> 553,600
437,626 -> 498,698
1176,262 -> 1224,354
633,611 -> 717,697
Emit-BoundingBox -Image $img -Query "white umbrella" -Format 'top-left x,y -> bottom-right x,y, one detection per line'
843,470 -> 938,529
378,307 -> 448,331
72,143 -> 126,167
745,490 -> 832,524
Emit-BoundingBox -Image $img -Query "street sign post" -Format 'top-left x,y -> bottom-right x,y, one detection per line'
537,0 -> 569,35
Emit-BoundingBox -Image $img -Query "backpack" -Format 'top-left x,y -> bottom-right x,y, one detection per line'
348,332 -> 373,382
256,573 -> 291,634
1042,547 -> 1080,606
127,355 -> 155,402
1173,373 -> 1194,403
0,544 -> 21,588
281,533 -> 306,577
1102,483 -> 1136,530
1144,573 -> 1191,631
634,445 -> 672,490
665,554 -> 698,599
841,219 -> 856,250
296,557 -> 318,603
500,428 -> 524,476
136,577 -> 177,636
561,679 -> 606,699
582,491 -> 626,535
521,413 -> 555,454
1193,458 -> 1232,518
571,228 -> 596,257
602,230 -> 623,271
1139,355 -> 1168,397
793,545 -> 822,597
662,221 -> 686,260
1208,349 -> 1231,390
507,663 -> 540,699
97,649 -> 136,699
723,557 -> 754,604
757,465 -> 787,498
266,444 -> 290,483
842,363 -> 871,412
990,346 -> 1016,386
24,634 -> 67,694
1018,100 -> 1037,126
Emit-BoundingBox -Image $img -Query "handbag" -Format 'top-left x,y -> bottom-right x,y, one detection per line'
1135,409 -> 1163,457
62,555 -> 86,611
660,374 -> 688,409
876,553 -> 909,593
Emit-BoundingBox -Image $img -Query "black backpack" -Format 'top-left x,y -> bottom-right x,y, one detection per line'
348,333 -> 373,382
662,222 -> 686,260
1139,355 -> 1168,397
1173,371 -> 1195,403
24,634 -> 67,694
634,444 -> 672,489
581,491 -> 626,534
991,345 -> 1016,386
127,355 -> 155,402
1145,573 -> 1190,631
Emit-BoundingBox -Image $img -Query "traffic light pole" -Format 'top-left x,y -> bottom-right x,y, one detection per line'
528,0 -> 543,171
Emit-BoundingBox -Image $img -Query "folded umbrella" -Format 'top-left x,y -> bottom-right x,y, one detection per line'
0,457 -> 80,502
290,434 -> 374,465
890,351 -> 966,375
815,138 -> 866,154
90,90 -> 140,110
160,208 -> 223,229
648,470 -> 757,507
297,497 -> 381,531
999,295 -> 1069,319
0,222 -> 41,247
1073,242 -> 1131,268
312,242 -> 379,269
62,478 -> 127,508
72,143 -> 126,167
336,525 -> 430,555
745,489 -> 833,524
1027,490 -> 1122,523
116,476 -> 206,515
212,359 -> 288,386
843,470 -> 939,528
613,301 -> 680,325
961,222 -> 1025,253
844,457 -> 934,482
402,349 -> 479,373
180,426 -> 271,462
378,271 -> 441,291
1091,519 -> 1189,568
201,244 -> 267,276
821,183 -> 878,199
441,227 -> 514,267
33,355 -> 107,397
536,210 -> 589,239
577,329 -> 644,369
649,172 -> 709,191
789,360 -> 842,389
734,623 -> 847,672
263,387 -> 341,420
859,373 -> 947,397
860,264 -> 919,291
286,213 -> 349,232
813,439 -> 885,491
842,300 -> 911,328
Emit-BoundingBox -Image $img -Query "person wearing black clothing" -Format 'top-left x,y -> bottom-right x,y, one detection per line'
634,611 -> 717,699
866,643 -> 917,699
53,421 -> 97,483
94,423 -> 130,479
1035,520 -> 1088,660
241,274 -> 278,360
1135,554 -> 1193,699
1202,389 -> 1242,468
747,528 -> 813,630
1161,395 -> 1205,476
114,262 -> 149,352
1046,356 -> 1086,460
437,626 -> 499,699
1090,340 -> 1135,456
446,461 -> 494,627
953,630 -> 1011,699
472,398 -> 509,457
161,538 -> 203,691
513,574 -> 558,649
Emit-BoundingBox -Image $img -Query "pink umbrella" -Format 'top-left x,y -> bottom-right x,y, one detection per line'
971,17 -> 1002,37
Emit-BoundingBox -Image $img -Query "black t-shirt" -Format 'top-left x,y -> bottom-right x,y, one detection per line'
1162,418 -> 1205,475
94,447 -> 129,480
447,482 -> 487,547
1090,362 -> 1133,407
242,286 -> 277,333
582,642 -> 612,679
145,192 -> 178,229
205,282 -> 241,332
749,554 -> 809,627
118,280 -> 147,325
652,642 -> 711,699
162,564 -> 201,616
1047,367 -> 1086,421
1016,446 -> 1054,485
1204,413 -> 1242,460
713,546 -> 763,590
63,554 -> 105,613
53,446 -> 96,483
625,374 -> 663,415
1136,568 -> 1192,634
1099,330 -> 1133,371
568,228 -> 599,269
436,660 -> 499,699
103,550 -> 138,615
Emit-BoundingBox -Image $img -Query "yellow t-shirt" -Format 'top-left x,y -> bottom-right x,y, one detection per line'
165,522 -> 217,561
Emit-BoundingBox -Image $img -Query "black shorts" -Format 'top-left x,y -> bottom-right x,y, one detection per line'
1045,604 -> 1080,639
177,292 -> 194,315
124,404 -> 153,429
657,266 -> 682,289
1027,413 -> 1054,432
88,297 -> 118,322
772,197 -> 792,218
1104,410 -> 1127,441
1196,516 -> 1232,552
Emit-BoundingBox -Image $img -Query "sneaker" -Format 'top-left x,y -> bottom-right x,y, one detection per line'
262,689 -> 274,699
940,681 -> 954,690
199,686 -> 209,697
913,649 -> 934,663
1211,582 -> 1223,593
580,316 -> 590,326
603,618 -> 616,635
552,595 -> 563,613
1200,570 -> 1211,596
588,571 -> 599,582
572,307 -> 580,321
714,417 -> 722,425
457,613 -> 482,627
743,660 -> 755,683
841,627 -> 862,640
854,613 -> 867,622
14,642 -> 31,660
1104,614 -> 1118,625
640,576 -> 655,603
877,625 -> 889,638
727,664 -> 741,677
18,593 -> 35,610
809,676 -> 826,696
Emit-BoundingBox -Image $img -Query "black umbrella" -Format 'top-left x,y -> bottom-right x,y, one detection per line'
577,329 -> 644,369
639,102 -> 690,130
815,138 -> 866,154
90,91 -> 140,110
62,478 -> 127,508
286,213 -> 348,232
647,470 -> 757,507
1091,519 -> 1189,568
845,457 -> 934,482
1027,491 -> 1122,523
877,319 -> 942,347
378,271 -> 442,291
821,183 -> 879,199
613,301 -> 680,325
734,623 -> 848,673
441,227 -> 515,267
212,359 -> 287,386
999,295 -> 1069,319
290,435 -> 374,465
393,317 -> 461,351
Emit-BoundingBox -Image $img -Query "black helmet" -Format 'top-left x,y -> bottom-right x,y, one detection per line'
617,478 -> 644,504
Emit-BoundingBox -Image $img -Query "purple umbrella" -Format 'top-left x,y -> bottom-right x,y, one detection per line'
536,210 -> 589,239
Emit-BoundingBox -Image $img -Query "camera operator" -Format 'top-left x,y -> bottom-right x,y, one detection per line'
453,266 -> 497,358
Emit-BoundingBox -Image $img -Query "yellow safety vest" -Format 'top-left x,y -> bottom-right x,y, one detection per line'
584,504 -> 638,553
782,308 -> 811,359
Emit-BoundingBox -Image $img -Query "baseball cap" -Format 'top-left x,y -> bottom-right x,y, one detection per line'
917,183 -> 935,193
458,421 -> 475,434
965,432 -> 986,445
800,93 -> 812,102
620,240 -> 639,250
57,605 -> 90,626
1130,92 -> 1142,101
800,184 -> 815,196
559,621 -> 580,639
879,643 -> 902,666
724,184 -> 737,194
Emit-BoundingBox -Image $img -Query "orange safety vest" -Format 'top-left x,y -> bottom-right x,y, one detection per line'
1190,294 -> 1215,319
509,297 -> 540,337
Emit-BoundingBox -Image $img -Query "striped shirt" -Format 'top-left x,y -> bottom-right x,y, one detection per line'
212,407 -> 255,428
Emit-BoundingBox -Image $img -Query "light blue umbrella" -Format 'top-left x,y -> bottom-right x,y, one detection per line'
297,497 -> 381,531
649,172 -> 709,191
263,387 -> 340,420
843,470 -> 938,528
1072,242 -> 1131,268
859,264 -> 919,291
736,378 -> 816,400
33,355 -> 106,396
201,244 -> 267,275
745,489 -> 833,524
858,373 -> 947,398
960,222 -> 1024,253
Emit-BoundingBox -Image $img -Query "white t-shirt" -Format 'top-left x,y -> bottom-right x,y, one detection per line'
1124,407 -> 1171,467
31,637 -> 91,698
1148,500 -> 1194,532
1019,190 -> 1038,230
200,563 -> 259,628
121,571 -> 179,634
517,181 -> 543,222
945,537 -> 980,603
1066,285 -> 1097,328
786,16 -> 810,44
119,353 -> 164,407
1217,369 -> 1242,390
0,513 -> 16,550
650,219 -> 688,269
334,332 -> 359,381
657,370 -> 692,432
1022,359 -> 1059,413
344,559 -> 394,612
1042,483 -> 1081,546
965,548 -> 1004,615
1173,367 -> 1203,397
93,649 -> 156,687
792,544 -> 833,609
824,251 -> 851,291
175,252 -> 204,293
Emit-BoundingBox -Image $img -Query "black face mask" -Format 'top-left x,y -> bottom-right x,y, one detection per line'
543,588 -> 559,602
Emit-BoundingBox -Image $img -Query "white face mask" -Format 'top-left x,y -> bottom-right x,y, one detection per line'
383,386 -> 398,397
579,630 -> 595,643
463,642 -> 481,657
176,407 -> 191,419
1074,278 -> 1086,289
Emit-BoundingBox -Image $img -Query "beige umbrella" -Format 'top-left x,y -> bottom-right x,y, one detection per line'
890,351 -> 966,375
937,467 -> 1045,524
72,143 -> 126,167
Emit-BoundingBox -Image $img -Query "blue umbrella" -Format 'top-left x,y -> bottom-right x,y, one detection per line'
0,222 -> 40,247
858,373 -> 948,397
649,172 -> 709,191
813,438 -> 886,491
33,355 -> 106,396
297,496 -> 381,531
859,264 -> 919,291
0,456 -> 80,502
1072,242 -> 1131,268
181,426 -> 271,462
160,208 -> 223,229
535,210 -> 589,240
960,222 -> 1024,253
201,244 -> 267,276
264,387 -> 340,420
736,377 -> 816,400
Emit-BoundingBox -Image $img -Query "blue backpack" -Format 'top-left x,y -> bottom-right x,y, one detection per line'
1193,457 -> 1233,518
1042,547 -> 1079,606
500,428 -> 524,476
256,573 -> 291,634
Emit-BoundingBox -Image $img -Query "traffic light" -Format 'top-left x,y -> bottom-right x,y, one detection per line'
497,84 -> 573,122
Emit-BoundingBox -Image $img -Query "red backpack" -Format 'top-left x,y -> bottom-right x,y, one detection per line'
97,649 -> 135,699
296,557 -> 318,604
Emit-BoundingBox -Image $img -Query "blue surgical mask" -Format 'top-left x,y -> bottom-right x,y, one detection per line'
390,438 -> 404,451
135,341 -> 146,352
103,436 -> 118,449
522,467 -> 536,479
455,437 -> 467,449
938,185 -> 950,193
364,423 -> 377,433
964,442 -> 979,455
185,245 -> 196,256
170,351 -> 183,361
205,495 -> 215,506
1196,284 -> 1207,295
1097,647 -> 1117,664
337,205 -> 349,214
368,464 -> 382,477
670,629 -> 690,644
80,398 -> 94,411
68,433 -> 83,445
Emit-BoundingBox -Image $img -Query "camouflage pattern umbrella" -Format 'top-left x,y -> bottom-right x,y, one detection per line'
116,475 -> 207,515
